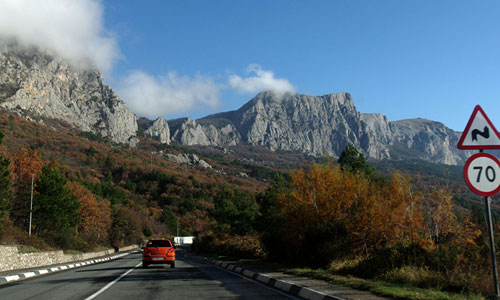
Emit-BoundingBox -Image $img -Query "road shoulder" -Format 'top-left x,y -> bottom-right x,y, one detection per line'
184,250 -> 389,300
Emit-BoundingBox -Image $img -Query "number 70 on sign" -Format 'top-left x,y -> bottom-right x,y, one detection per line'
464,152 -> 500,197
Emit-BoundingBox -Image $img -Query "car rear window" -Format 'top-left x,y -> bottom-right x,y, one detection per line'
147,240 -> 172,247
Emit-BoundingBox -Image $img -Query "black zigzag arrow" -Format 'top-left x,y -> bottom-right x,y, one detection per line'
471,126 -> 490,141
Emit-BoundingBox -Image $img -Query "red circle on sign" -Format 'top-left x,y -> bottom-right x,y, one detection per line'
464,152 -> 500,197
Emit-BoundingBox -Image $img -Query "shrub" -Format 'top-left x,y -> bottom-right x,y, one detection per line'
193,232 -> 266,259
379,266 -> 444,289
338,244 -> 434,279
143,226 -> 152,237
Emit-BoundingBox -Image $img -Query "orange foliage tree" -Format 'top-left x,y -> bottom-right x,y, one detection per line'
270,162 -> 487,292
421,188 -> 459,249
9,148 -> 44,228
275,163 -> 426,262
68,181 -> 111,245
420,188 -> 483,290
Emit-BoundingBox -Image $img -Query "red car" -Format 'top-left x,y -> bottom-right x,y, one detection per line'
142,239 -> 176,268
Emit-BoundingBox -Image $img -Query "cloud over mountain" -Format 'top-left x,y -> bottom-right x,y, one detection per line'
118,65 -> 295,119
0,0 -> 120,73
229,64 -> 296,96
0,1 -> 296,119
117,70 -> 221,119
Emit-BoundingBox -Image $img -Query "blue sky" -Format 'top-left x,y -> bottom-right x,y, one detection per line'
1,1 -> 499,131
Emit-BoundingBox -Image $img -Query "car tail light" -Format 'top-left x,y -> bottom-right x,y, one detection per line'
168,247 -> 175,253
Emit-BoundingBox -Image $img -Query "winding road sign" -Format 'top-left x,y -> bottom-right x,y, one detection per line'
457,105 -> 500,149
464,152 -> 500,197
458,105 -> 500,297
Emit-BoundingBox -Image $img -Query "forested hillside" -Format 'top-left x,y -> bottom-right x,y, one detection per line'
0,111 -> 270,250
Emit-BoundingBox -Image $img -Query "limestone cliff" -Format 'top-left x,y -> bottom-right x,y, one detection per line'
0,42 -> 137,144
168,117 -> 240,146
191,92 -> 471,165
145,117 -> 170,144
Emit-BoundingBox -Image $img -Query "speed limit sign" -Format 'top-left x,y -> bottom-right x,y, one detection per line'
464,152 -> 500,196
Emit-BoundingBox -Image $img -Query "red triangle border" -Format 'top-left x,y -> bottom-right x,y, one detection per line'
457,105 -> 500,150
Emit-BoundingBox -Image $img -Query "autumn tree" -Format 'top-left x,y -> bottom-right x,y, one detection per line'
273,163 -> 364,263
9,148 -> 44,228
265,163 -> 426,264
69,181 -> 111,246
385,172 -> 424,246
420,188 -> 465,251
110,206 -> 139,247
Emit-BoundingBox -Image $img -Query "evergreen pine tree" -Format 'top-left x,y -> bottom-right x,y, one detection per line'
33,166 -> 80,244
0,132 -> 12,220
338,143 -> 375,176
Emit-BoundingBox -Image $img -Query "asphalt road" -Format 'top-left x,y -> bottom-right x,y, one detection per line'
0,250 -> 293,300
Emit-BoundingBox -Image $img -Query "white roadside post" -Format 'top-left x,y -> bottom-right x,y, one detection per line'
28,174 -> 34,238
458,105 -> 500,299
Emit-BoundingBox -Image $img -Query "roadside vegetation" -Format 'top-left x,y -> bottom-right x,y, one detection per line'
194,143 -> 496,298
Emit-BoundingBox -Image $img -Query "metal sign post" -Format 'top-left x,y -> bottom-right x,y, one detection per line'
463,152 -> 500,297
485,195 -> 500,297
458,105 -> 500,298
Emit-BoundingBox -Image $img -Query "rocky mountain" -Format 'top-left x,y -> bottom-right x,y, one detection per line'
166,91 -> 472,165
0,42 -> 138,145
0,41 -> 472,165
144,117 -> 170,144
169,117 -> 240,146
389,119 -> 467,165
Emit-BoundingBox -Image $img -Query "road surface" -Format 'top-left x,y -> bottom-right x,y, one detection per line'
0,250 -> 293,299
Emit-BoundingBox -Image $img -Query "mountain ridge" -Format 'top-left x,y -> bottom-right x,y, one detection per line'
0,43 -> 473,165
176,91 -> 472,165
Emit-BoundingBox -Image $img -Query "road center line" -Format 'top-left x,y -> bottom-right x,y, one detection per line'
84,262 -> 141,300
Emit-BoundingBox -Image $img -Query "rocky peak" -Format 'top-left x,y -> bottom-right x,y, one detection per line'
164,153 -> 212,169
223,92 -> 368,156
360,113 -> 392,159
145,117 -> 170,144
389,118 -> 472,165
0,41 -> 138,144
169,117 -> 240,146
192,92 -> 470,165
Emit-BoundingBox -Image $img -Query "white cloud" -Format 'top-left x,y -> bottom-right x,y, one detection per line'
229,64 -> 296,95
118,65 -> 297,119
0,0 -> 120,73
117,70 -> 220,119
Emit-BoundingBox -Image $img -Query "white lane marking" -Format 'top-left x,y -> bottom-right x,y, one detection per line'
84,262 -> 141,300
